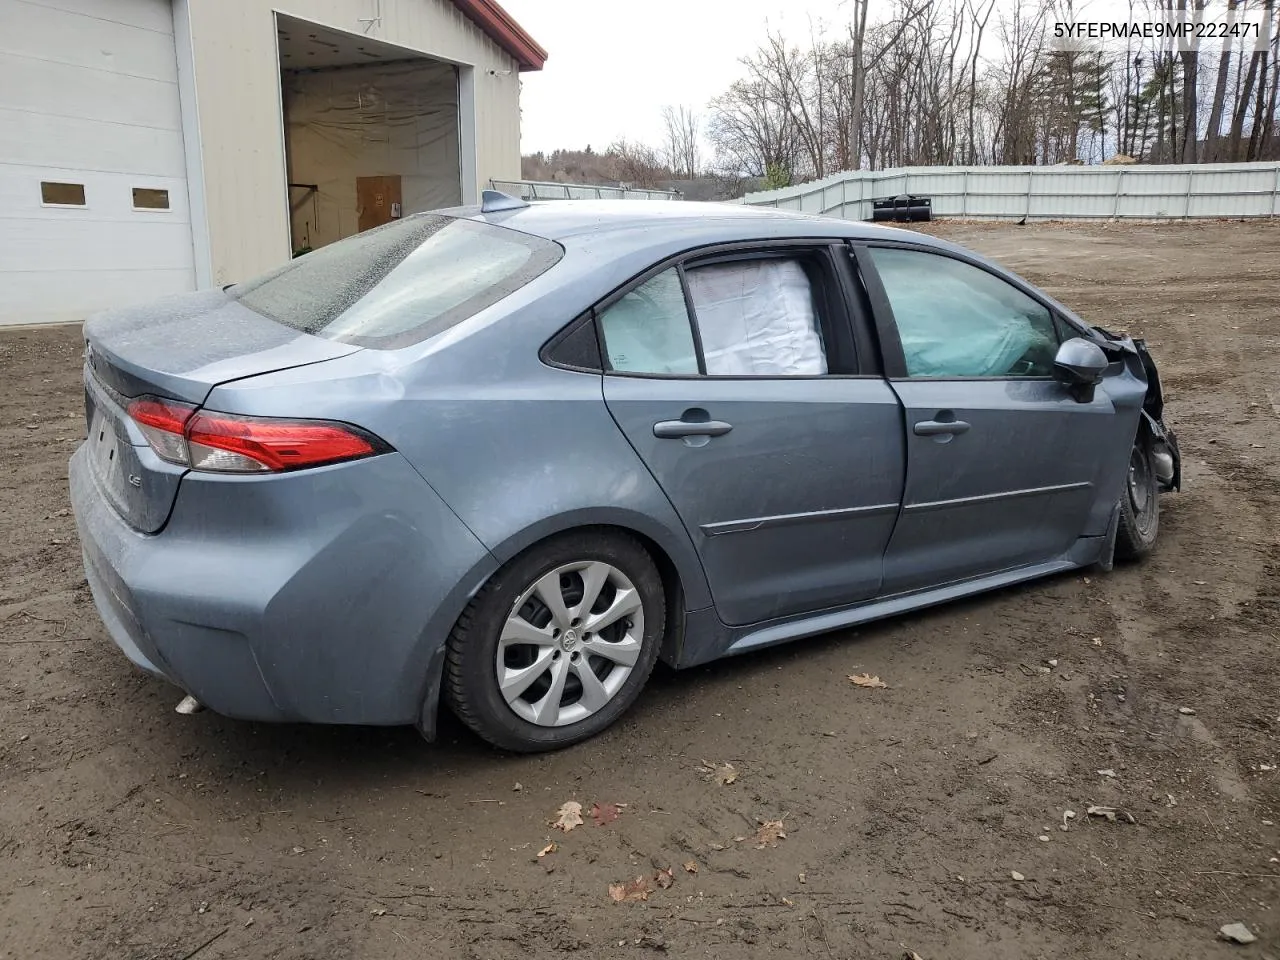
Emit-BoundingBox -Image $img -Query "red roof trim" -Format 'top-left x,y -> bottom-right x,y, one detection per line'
451,0 -> 547,72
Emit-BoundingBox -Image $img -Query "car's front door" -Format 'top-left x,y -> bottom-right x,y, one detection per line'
599,244 -> 904,626
855,244 -> 1137,594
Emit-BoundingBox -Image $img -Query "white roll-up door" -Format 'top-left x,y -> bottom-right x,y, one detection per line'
0,0 -> 195,326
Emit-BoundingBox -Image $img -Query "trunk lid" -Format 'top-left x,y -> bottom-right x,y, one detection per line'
81,289 -> 361,533
84,288 -> 360,404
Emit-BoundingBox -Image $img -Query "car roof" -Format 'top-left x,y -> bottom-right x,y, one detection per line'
449,198 -> 944,247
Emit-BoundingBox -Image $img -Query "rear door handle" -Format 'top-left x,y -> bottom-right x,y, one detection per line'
913,419 -> 971,437
653,419 -> 733,439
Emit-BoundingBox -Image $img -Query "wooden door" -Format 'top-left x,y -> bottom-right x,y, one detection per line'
356,175 -> 402,232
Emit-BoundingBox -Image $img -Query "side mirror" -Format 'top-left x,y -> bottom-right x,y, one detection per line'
1053,337 -> 1108,402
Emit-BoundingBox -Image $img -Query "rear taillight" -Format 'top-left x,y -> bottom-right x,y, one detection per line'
126,396 -> 387,474
129,397 -> 196,465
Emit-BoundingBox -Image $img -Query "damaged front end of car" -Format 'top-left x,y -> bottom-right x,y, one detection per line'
1093,326 -> 1181,493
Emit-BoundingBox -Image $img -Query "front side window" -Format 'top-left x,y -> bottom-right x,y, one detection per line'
230,214 -> 562,349
869,247 -> 1059,378
597,256 -> 829,377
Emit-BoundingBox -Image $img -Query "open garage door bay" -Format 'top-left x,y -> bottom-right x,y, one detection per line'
277,16 -> 462,256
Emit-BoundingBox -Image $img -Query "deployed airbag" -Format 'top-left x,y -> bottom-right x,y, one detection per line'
685,260 -> 827,376
895,291 -> 1042,377
870,248 -> 1056,377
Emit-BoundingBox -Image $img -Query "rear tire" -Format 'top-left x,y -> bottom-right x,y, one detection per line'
444,530 -> 665,752
1115,433 -> 1160,561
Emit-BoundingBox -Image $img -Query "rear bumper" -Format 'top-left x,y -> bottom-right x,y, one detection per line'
70,446 -> 497,727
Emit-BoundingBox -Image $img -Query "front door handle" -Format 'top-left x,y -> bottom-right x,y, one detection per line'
913,419 -> 971,437
653,418 -> 733,439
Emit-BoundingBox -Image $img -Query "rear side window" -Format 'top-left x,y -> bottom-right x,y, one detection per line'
230,215 -> 562,349
597,257 -> 829,377
686,259 -> 826,376
598,269 -> 699,374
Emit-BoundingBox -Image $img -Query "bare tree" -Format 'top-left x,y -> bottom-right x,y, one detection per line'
964,0 -> 998,163
990,0 -> 1049,164
697,0 -> 1280,182
755,31 -> 827,178
1174,0 -> 1205,161
1258,9 -> 1280,158
1203,0 -> 1240,160
607,138 -> 668,188
707,75 -> 800,178
660,105 -> 701,179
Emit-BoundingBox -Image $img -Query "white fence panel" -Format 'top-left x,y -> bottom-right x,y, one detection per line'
742,162 -> 1280,221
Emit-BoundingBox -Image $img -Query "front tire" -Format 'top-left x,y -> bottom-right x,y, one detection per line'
444,530 -> 665,752
1115,434 -> 1160,561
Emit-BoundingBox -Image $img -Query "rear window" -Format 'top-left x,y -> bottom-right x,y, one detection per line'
229,214 -> 562,349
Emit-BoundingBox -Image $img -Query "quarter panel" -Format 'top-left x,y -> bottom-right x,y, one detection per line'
205,347 -> 715,613
399,368 -> 715,611
74,449 -> 497,724
167,453 -> 497,723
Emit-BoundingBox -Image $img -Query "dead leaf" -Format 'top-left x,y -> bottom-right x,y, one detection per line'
608,876 -> 652,903
550,801 -> 583,832
781,897 -> 795,907
1086,804 -> 1118,822
905,953 -> 926,960
537,841 -> 557,858
1220,922 -> 1257,944
755,819 -> 786,848
699,760 -> 739,785
713,762 -> 738,785
370,907 -> 387,916
655,867 -> 675,889
848,673 -> 887,689
591,802 -> 622,826
683,860 -> 699,874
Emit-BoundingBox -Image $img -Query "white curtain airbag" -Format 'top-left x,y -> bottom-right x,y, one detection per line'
685,261 -> 827,376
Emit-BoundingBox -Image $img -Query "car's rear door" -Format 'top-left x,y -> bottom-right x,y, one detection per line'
600,242 -> 904,627
852,243 -> 1137,594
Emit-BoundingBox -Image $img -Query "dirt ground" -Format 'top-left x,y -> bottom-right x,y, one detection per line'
2,220 -> 1279,960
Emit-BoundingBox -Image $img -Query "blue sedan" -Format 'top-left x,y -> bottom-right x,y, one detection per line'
69,195 -> 1180,752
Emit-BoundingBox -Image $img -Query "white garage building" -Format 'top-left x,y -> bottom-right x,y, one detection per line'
0,0 -> 544,326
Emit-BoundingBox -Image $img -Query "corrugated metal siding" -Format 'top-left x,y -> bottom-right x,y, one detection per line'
186,0 -> 522,285
744,163 -> 1280,222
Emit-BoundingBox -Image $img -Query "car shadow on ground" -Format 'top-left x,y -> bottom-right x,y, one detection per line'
125,567 -> 1084,801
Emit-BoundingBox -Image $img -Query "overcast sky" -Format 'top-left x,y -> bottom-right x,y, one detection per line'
500,0 -> 849,155
498,0 -> 1254,158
